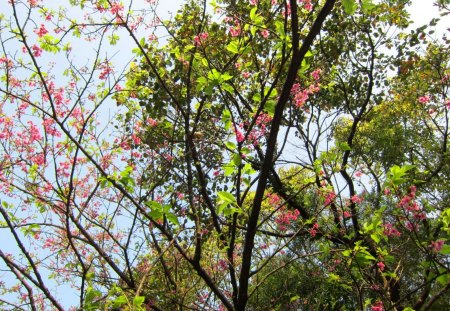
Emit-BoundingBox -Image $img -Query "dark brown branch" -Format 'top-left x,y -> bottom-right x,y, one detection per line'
236,1 -> 337,309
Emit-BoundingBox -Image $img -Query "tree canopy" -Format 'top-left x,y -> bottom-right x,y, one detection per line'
0,0 -> 449,310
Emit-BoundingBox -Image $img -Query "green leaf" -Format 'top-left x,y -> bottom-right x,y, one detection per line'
112,295 -> 128,308
226,41 -> 239,54
225,141 -> 236,150
361,0 -> 376,13
439,244 -> 450,255
437,273 -> 450,285
85,272 -> 95,282
133,296 -> 145,307
275,21 -> 285,39
217,191 -> 236,204
84,286 -> 101,305
337,141 -> 351,151
387,165 -> 415,186
149,210 -> 163,220
250,7 -> 257,21
223,163 -> 235,176
222,83 -> 234,93
232,153 -> 242,166
166,212 -> 180,226
342,0 -> 357,15
304,50 -> 313,58
290,295 -> 300,302
264,100 -> 276,116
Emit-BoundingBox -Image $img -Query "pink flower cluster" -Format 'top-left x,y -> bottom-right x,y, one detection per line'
194,32 -> 209,46
323,191 -> 336,207
300,0 -> 313,11
31,44 -> 43,57
98,62 -> 113,80
398,185 -> 426,220
383,223 -> 401,237
291,69 -> 322,109
309,222 -> 319,237
418,95 -> 430,104
260,29 -> 270,38
371,301 -> 384,311
146,117 -> 158,127
224,16 -> 241,37
34,24 -> 48,37
350,195 -> 363,204
275,208 -> 300,231
247,113 -> 272,145
234,113 -> 272,146
430,239 -> 445,253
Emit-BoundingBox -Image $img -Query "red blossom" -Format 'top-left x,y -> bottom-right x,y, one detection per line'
31,44 -> 43,57
323,191 -> 336,207
383,223 -> 401,237
300,0 -> 313,11
275,207 -> 300,231
34,24 -> 48,37
431,239 -> 445,253
371,301 -> 384,311
260,29 -> 270,38
351,195 -> 362,204
418,95 -> 430,104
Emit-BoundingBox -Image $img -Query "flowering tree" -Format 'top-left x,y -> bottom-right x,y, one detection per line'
0,0 -> 449,310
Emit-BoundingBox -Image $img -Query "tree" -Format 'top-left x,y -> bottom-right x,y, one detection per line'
0,0 -> 448,310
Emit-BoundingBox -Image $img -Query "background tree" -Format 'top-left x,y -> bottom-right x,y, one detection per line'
0,0 -> 448,310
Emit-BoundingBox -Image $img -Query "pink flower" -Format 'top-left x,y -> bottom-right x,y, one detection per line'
377,262 -> 385,271
274,208 -> 300,231
260,29 -> 269,38
309,223 -> 319,237
310,69 -> 321,80
31,44 -> 43,57
355,171 -> 362,177
431,239 -> 445,253
301,0 -> 313,11
131,134 -> 141,145
242,71 -> 251,79
445,99 -> 450,109
34,24 -> 48,37
110,1 -> 124,16
343,211 -> 352,219
147,117 -> 158,127
249,0 -> 258,5
235,127 -> 245,143
371,301 -> 384,311
229,26 -> 241,37
28,0 -> 39,7
323,191 -> 336,206
351,195 -> 362,204
383,223 -> 401,237
418,95 -> 430,104
194,32 -> 209,45
98,63 -> 112,80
